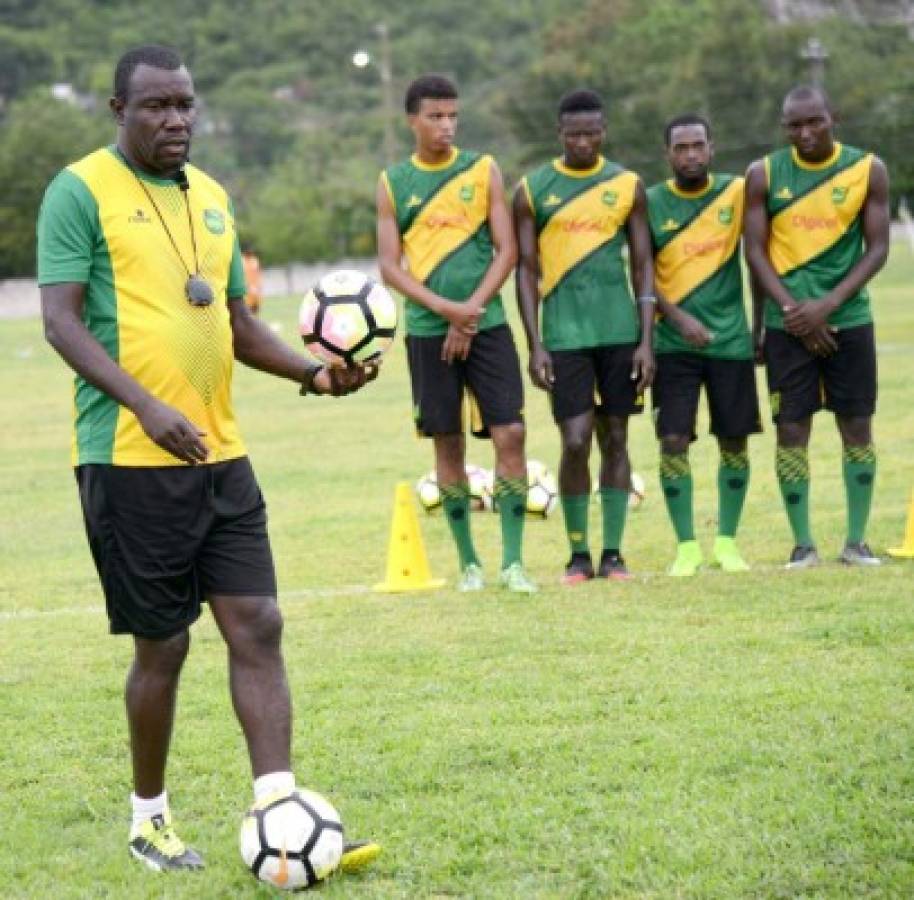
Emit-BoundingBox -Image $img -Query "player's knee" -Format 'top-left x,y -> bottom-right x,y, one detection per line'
244,601 -> 284,652
562,432 -> 590,463
661,435 -> 690,456
134,629 -> 190,677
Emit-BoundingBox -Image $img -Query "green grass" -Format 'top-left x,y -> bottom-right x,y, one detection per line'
1,249 -> 913,897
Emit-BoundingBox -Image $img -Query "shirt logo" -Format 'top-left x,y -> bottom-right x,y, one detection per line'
406,194 -> 423,208
543,194 -> 562,208
459,184 -> 475,202
775,186 -> 793,200
831,186 -> 849,205
718,205 -> 734,224
602,190 -> 618,207
661,218 -> 680,232
203,208 -> 225,234
128,208 -> 151,224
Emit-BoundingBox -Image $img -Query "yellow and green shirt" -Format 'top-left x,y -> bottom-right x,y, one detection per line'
380,147 -> 506,337
37,146 -> 246,467
647,173 -> 751,359
764,142 -> 874,330
521,156 -> 639,351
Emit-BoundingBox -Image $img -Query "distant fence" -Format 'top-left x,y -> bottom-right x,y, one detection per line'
0,258 -> 379,320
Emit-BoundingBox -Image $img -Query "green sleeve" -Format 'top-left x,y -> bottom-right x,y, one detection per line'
226,198 -> 246,300
36,169 -> 99,285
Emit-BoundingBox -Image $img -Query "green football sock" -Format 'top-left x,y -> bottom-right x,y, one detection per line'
718,449 -> 750,538
843,445 -> 876,544
599,487 -> 629,552
561,493 -> 590,554
660,452 -> 694,542
776,446 -> 812,546
494,475 -> 527,569
441,482 -> 479,569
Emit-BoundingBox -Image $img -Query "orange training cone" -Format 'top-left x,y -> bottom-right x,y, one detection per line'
888,489 -> 914,559
374,481 -> 446,592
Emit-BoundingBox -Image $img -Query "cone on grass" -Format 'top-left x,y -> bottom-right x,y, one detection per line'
887,489 -> 914,559
374,481 -> 446,592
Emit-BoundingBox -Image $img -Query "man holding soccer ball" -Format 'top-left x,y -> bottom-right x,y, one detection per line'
37,45 -> 378,875
376,74 -> 537,594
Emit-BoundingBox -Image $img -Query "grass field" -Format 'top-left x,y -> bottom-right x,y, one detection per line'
1,249 -> 913,898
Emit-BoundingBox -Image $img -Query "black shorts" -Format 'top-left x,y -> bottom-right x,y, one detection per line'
76,457 -> 276,640
406,324 -> 524,438
764,324 -> 877,423
550,343 -> 645,422
652,353 -> 762,441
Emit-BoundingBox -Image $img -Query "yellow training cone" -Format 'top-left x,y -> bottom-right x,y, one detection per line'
888,489 -> 914,559
374,481 -> 446,592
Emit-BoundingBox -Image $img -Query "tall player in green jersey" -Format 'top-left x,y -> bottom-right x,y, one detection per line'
745,86 -> 890,568
376,74 -> 536,593
648,114 -> 762,576
514,90 -> 655,584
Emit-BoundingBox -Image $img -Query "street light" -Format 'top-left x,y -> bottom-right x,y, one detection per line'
351,22 -> 397,166
800,36 -> 828,88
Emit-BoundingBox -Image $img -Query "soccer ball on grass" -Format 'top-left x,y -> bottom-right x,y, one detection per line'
240,788 -> 343,890
525,459 -> 558,518
299,269 -> 397,367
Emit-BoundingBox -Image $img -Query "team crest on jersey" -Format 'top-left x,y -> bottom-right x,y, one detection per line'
544,194 -> 562,207
459,184 -> 475,203
831,186 -> 849,205
602,190 -> 618,207
775,186 -> 793,200
661,218 -> 680,232
128,208 -> 151,224
718,205 -> 734,224
203,209 -> 225,234
407,194 -> 423,208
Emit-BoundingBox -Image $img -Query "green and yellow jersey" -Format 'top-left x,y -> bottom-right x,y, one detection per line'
520,156 -> 639,351
647,173 -> 751,359
380,147 -> 506,337
37,146 -> 246,467
764,142 -> 874,330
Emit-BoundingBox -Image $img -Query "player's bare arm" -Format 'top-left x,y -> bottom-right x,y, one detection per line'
744,160 -> 836,356
626,179 -> 656,391
375,177 -> 480,337
748,267 -> 766,364
513,182 -> 552,391
782,157 -> 890,337
228,298 -> 374,396
41,282 -> 208,464
655,289 -> 712,349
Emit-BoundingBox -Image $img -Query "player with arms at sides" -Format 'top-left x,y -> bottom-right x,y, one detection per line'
376,74 -> 536,594
647,114 -> 762,576
38,45 -> 379,874
514,89 -> 655,584
744,85 -> 890,568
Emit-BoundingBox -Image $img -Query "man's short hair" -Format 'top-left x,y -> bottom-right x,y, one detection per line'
664,113 -> 712,146
557,89 -> 604,119
405,74 -> 458,114
114,45 -> 184,101
783,84 -> 832,112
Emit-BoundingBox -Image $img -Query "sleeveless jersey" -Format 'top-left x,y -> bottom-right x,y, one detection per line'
647,174 -> 751,359
37,146 -> 246,467
521,156 -> 640,351
764,142 -> 874,330
380,148 -> 506,337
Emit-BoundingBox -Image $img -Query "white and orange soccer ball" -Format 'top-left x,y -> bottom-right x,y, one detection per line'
525,459 -> 558,518
240,789 -> 343,891
299,269 -> 397,367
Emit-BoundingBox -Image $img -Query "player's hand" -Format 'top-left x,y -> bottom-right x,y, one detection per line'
801,324 -> 838,357
674,310 -> 713,348
135,396 -> 209,464
528,345 -> 554,391
631,342 -> 655,392
438,300 -> 481,336
783,298 -> 835,337
314,363 -> 378,396
442,325 -> 473,364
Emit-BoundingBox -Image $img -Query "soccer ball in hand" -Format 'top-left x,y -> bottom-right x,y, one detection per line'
240,789 -> 343,891
525,459 -> 558,518
299,269 -> 397,367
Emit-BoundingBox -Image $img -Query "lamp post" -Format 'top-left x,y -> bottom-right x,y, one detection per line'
352,22 -> 397,166
800,36 -> 828,88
